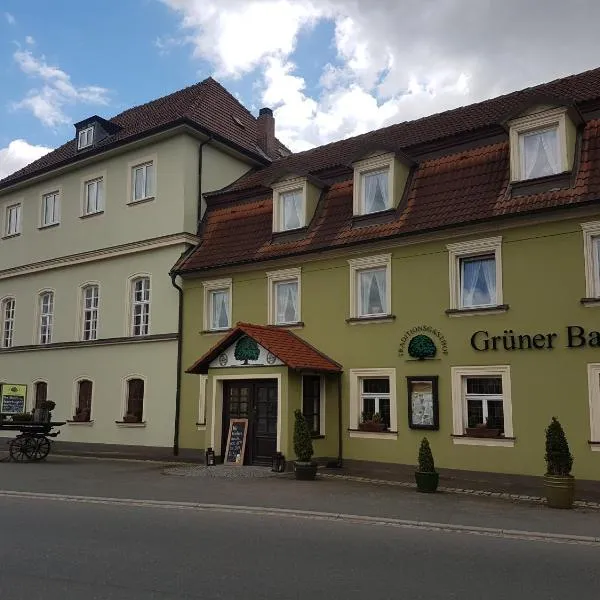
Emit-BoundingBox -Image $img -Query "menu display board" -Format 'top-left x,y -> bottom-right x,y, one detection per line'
224,418 -> 248,465
0,384 -> 27,415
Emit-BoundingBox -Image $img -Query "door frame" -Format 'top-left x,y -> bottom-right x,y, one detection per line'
210,373 -> 282,458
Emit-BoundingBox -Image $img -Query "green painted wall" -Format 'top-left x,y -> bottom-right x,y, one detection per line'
180,213 -> 600,480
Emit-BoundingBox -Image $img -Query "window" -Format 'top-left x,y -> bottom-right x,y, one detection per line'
125,378 -> 144,423
349,368 -> 397,437
447,237 -> 504,312
75,380 -> 92,422
131,277 -> 150,336
4,203 -> 21,237
1,297 -> 15,348
508,108 -> 573,182
451,366 -> 513,446
360,169 -> 389,214
81,285 -> 99,341
581,222 -> 600,300
41,192 -> 60,227
78,126 -> 94,149
267,268 -> 301,325
39,291 -> 54,345
84,178 -> 104,215
280,189 -> 303,231
587,364 -> 600,448
131,162 -> 154,202
202,279 -> 232,332
272,178 -> 308,233
34,381 -> 47,409
302,375 -> 322,436
348,254 -> 392,319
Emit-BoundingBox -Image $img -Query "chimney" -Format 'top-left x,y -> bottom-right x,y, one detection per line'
257,107 -> 276,157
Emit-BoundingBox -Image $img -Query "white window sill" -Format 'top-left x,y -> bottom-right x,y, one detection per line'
349,430 -> 398,440
452,436 -> 515,447
115,421 -> 146,428
589,442 -> 600,452
80,211 -> 104,219
196,422 -> 207,431
128,196 -> 155,206
346,314 -> 396,325
2,233 -> 21,240
66,420 -> 94,426
201,328 -> 232,336
581,298 -> 600,307
269,321 -> 304,329
446,304 -> 509,317
39,222 -> 60,230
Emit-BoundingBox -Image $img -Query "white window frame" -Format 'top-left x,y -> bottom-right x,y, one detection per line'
267,267 -> 301,325
508,108 -> 569,182
587,364 -> 600,450
119,374 -> 147,426
38,291 -> 54,345
82,177 -> 104,216
352,153 -> 395,216
80,284 -> 100,341
197,374 -> 208,428
272,178 -> 307,233
202,278 -> 232,332
4,203 -> 22,237
41,191 -> 60,228
130,276 -> 151,337
347,254 -> 392,320
71,377 -> 94,424
446,237 -> 503,312
78,126 -> 94,150
349,368 -> 397,439
581,221 -> 600,300
451,365 -> 514,446
1,297 -> 15,348
130,161 -> 155,203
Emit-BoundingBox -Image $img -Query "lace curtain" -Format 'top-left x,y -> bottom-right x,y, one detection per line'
276,281 -> 298,323
212,290 -> 229,329
282,190 -> 303,230
461,257 -> 496,307
363,170 -> 388,214
523,129 -> 559,179
359,269 -> 386,315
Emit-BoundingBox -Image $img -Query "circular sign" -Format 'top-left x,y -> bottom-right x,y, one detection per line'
218,353 -> 228,366
266,352 -> 277,365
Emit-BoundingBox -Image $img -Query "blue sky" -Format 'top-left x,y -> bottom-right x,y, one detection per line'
2,0 -> 600,178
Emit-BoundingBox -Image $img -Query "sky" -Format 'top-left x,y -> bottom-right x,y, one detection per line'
2,0 -> 600,179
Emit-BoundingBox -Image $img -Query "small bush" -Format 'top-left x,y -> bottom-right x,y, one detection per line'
417,437 -> 436,473
293,409 -> 314,462
545,417 -> 573,476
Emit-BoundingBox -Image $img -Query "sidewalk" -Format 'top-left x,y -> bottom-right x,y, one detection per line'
1,456 -> 600,540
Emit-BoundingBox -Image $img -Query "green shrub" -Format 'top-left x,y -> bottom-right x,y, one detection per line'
417,437 -> 436,473
293,409 -> 314,462
545,417 -> 573,476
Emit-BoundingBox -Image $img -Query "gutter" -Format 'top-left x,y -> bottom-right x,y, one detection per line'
197,136 -> 214,229
170,271 -> 185,456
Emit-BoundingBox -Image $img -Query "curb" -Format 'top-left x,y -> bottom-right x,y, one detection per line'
0,489 -> 598,546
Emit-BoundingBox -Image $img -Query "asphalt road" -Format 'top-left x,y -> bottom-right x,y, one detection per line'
0,495 -> 599,600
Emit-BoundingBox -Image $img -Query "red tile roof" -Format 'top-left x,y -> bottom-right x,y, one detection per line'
186,323 -> 342,374
177,67 -> 600,274
0,78 -> 289,190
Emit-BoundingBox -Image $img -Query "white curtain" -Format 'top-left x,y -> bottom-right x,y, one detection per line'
282,191 -> 302,230
462,258 -> 496,307
212,291 -> 229,329
364,171 -> 388,213
360,269 -> 386,315
523,129 -> 559,179
276,282 -> 298,323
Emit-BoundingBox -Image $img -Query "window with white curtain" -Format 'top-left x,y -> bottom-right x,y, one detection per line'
39,291 -> 54,344
131,277 -> 150,336
519,127 -> 560,180
81,285 -> 99,341
84,178 -> 104,215
348,255 -> 392,320
267,268 -> 301,325
41,192 -> 60,227
210,289 -> 230,330
280,189 -> 303,231
459,255 -> 496,308
132,162 -> 154,202
361,169 -> 389,214
1,298 -> 15,348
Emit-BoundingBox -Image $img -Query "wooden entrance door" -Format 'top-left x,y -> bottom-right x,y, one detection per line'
222,380 -> 278,465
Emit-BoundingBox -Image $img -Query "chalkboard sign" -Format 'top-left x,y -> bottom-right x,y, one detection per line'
0,383 -> 27,415
224,418 -> 248,466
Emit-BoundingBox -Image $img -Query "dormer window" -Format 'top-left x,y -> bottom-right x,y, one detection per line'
280,188 -> 304,230
78,126 -> 94,150
509,107 -> 576,182
361,169 -> 389,213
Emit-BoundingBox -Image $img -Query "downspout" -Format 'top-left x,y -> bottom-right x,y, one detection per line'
170,271 -> 184,456
197,136 -> 213,229
337,371 -> 343,468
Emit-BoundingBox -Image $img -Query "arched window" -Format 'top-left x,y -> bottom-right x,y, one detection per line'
75,380 -> 92,422
1,297 -> 15,348
125,378 -> 144,423
81,285 -> 99,341
131,277 -> 150,336
34,381 -> 48,409
39,291 -> 54,344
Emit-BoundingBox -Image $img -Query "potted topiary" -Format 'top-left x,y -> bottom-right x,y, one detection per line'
293,409 -> 317,480
544,416 -> 575,509
414,437 -> 439,493
34,400 -> 56,423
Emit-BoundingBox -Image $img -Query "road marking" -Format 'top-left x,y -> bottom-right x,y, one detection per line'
0,489 -> 598,546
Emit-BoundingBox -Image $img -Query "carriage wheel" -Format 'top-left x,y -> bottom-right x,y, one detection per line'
30,436 -> 51,461
9,436 -> 36,462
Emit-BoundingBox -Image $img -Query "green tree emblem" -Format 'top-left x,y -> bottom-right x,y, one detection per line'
408,335 -> 437,360
234,336 -> 260,365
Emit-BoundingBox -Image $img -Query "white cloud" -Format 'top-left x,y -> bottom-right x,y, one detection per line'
5,12 -> 15,25
25,35 -> 35,45
161,0 -> 600,151
0,140 -> 52,180
12,49 -> 110,127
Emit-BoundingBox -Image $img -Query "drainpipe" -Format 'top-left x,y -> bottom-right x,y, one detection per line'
337,371 -> 343,468
197,136 -> 213,230
170,272 -> 185,456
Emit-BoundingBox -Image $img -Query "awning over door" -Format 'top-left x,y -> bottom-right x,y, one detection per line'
186,322 -> 342,375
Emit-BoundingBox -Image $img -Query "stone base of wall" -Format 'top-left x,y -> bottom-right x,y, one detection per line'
325,458 -> 600,502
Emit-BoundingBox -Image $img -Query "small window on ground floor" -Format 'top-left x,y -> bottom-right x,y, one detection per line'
360,378 -> 391,429
465,377 -> 504,432
75,380 -> 93,422
125,378 -> 144,423
302,375 -> 321,436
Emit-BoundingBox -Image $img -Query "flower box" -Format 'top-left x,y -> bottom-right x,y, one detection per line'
465,427 -> 502,438
358,422 -> 388,432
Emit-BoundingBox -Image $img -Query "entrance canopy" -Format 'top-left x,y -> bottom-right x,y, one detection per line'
186,322 -> 342,375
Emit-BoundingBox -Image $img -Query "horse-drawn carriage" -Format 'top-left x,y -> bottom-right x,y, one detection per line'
1,420 -> 64,461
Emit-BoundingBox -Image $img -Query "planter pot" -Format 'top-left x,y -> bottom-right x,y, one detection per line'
358,423 -> 388,432
33,408 -> 50,423
294,461 -> 318,481
465,427 -> 501,438
415,471 -> 440,493
544,474 -> 575,509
